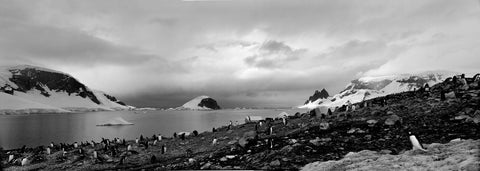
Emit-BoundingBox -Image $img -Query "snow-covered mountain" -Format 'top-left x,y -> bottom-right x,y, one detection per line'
0,65 -> 133,114
177,95 -> 221,110
299,71 -> 457,110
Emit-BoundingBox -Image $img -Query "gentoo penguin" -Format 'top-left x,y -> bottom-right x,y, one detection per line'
408,132 -> 427,151
158,135 -> 162,141
74,142 -> 78,148
135,138 -> 139,144
153,140 -> 158,145
270,139 -> 273,149
162,145 -> 166,154
282,117 -> 286,125
8,154 -> 14,163
269,126 -> 273,135
212,138 -> 218,145
46,147 -> 51,155
93,151 -> 98,159
21,157 -> 29,166
127,144 -> 132,151
50,142 -> 54,148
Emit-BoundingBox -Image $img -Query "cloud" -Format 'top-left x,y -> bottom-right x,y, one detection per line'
1,0 -> 479,108
0,19 -> 154,67
244,40 -> 306,68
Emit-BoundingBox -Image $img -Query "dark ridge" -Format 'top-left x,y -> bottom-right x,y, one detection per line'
6,67 -> 101,104
304,88 -> 329,104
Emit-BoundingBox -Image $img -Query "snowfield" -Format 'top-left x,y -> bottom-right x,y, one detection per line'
178,95 -> 213,110
0,65 -> 133,114
299,71 -> 457,110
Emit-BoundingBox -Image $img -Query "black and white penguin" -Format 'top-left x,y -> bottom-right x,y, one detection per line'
162,145 -> 166,154
408,132 -> 427,151
46,147 -> 51,155
212,138 -> 218,145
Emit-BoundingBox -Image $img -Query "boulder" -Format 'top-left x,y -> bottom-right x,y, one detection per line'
270,160 -> 281,167
319,122 -> 330,130
239,131 -> 257,148
384,115 -> 402,126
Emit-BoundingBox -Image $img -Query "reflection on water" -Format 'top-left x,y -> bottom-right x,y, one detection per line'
0,109 -> 304,149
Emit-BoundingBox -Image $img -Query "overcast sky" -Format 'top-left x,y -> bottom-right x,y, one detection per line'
1,0 -> 479,108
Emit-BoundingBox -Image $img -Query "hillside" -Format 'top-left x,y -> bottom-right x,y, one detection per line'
300,71 -> 457,109
0,65 -> 132,114
2,73 -> 479,170
177,95 -> 221,110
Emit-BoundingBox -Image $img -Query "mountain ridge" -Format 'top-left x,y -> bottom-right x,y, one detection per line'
0,65 -> 133,114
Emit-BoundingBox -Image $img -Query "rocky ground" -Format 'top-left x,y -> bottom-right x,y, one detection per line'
301,138 -> 479,171
1,77 -> 479,170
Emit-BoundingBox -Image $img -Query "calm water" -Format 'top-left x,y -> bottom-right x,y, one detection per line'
0,109 -> 304,149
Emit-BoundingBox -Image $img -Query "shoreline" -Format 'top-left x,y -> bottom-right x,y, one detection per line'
2,83 -> 480,170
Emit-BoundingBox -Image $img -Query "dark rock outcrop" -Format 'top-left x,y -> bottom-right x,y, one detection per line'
199,98 -> 221,110
5,66 -> 101,104
305,89 -> 329,104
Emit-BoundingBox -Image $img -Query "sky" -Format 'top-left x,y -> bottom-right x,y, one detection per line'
1,0 -> 479,108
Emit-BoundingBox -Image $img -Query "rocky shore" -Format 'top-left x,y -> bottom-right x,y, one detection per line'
1,76 -> 479,170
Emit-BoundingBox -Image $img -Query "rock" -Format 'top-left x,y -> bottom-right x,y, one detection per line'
365,135 -> 372,140
309,137 -> 322,146
188,158 -> 196,163
288,139 -> 298,144
220,157 -> 228,162
387,111 -> 394,115
239,131 -> 257,148
320,137 -> 332,142
347,128 -> 357,134
270,160 -> 281,167
228,140 -> 238,145
367,119 -> 378,126
384,114 -> 401,126
319,122 -> 330,130
226,130 -> 233,134
455,115 -> 472,120
280,145 -> 293,153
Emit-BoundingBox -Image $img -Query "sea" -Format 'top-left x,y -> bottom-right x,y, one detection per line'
0,109 -> 305,149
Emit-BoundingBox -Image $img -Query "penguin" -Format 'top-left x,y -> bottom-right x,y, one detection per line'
408,132 -> 427,151
135,138 -> 139,144
8,154 -> 14,163
93,151 -> 98,159
162,145 -> 166,154
46,147 -> 51,155
212,138 -> 218,146
269,126 -> 273,135
259,121 -> 263,127
153,140 -> 158,146
62,148 -> 67,157
158,135 -> 162,141
270,139 -> 273,149
50,142 -> 54,148
74,142 -> 78,148
282,117 -> 286,125
127,144 -> 132,151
